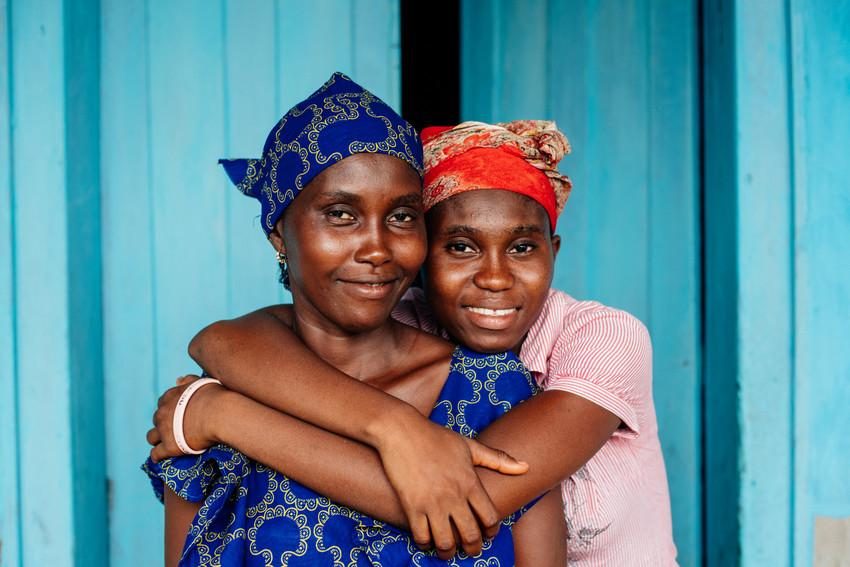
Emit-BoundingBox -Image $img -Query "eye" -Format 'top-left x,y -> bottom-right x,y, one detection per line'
509,241 -> 537,254
326,208 -> 355,222
388,209 -> 419,224
445,240 -> 477,255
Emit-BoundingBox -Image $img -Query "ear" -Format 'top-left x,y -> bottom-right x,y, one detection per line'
268,222 -> 287,256
550,234 -> 561,258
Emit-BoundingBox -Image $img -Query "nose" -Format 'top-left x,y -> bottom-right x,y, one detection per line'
354,222 -> 392,267
472,252 -> 514,292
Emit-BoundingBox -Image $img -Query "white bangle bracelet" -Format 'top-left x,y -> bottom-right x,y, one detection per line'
173,377 -> 222,455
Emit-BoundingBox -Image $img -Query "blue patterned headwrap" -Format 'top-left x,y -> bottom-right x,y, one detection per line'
219,72 -> 424,236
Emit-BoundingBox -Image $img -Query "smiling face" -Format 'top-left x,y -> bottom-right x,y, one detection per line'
269,153 -> 426,335
424,189 -> 560,353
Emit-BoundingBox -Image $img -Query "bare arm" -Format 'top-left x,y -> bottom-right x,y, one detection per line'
163,489 -> 201,567
512,489 -> 567,567
186,309 -> 529,558
150,381 -> 618,554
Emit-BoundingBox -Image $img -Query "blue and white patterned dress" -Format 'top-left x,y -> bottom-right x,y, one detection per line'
144,347 -> 538,566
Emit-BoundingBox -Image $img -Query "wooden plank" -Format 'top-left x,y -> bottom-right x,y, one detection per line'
10,0 -> 108,563
734,1 -> 795,565
100,0 -> 162,564
496,0 -> 547,119
351,0 -> 400,109
460,0 -> 498,122
702,0 -> 742,563
647,2 -> 701,565
11,1 -> 77,563
0,0 -> 21,564
222,0 -> 282,317
546,0 -> 590,301
278,0 -> 354,110
63,0 -> 109,563
790,0 -> 850,563
148,1 -> 229,393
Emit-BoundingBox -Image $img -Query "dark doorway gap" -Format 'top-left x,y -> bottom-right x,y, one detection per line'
400,0 -> 461,131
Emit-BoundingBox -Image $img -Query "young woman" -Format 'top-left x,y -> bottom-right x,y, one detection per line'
149,120 -> 677,565
143,74 -> 565,567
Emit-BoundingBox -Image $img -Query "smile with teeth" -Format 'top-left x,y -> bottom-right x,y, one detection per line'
466,306 -> 518,316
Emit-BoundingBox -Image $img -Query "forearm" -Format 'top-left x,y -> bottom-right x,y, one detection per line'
189,311 -> 419,447
213,389 -> 409,527
164,489 -> 201,567
475,389 -> 620,518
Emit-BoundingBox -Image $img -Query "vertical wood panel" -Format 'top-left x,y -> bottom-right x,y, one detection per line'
734,1 -> 794,564
223,0 -> 282,316
647,3 -> 701,564
148,1 -> 229,394
790,0 -> 850,563
12,1 -> 77,563
702,0 -> 741,563
101,0 -> 161,564
10,0 -> 107,564
0,0 -> 21,564
463,1 -> 701,564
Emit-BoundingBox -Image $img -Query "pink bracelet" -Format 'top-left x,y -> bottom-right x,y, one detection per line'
173,377 -> 222,455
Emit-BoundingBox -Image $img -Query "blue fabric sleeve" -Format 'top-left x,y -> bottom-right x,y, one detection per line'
141,444 -> 248,503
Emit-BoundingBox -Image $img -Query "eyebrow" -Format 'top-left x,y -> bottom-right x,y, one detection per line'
441,224 -> 545,236
511,224 -> 545,235
442,224 -> 480,236
320,190 -> 361,204
389,193 -> 424,208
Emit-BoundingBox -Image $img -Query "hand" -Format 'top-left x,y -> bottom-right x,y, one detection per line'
376,412 -> 528,559
146,375 -> 223,462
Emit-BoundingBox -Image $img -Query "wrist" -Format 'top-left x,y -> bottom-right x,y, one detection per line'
184,383 -> 227,447
366,402 -> 427,452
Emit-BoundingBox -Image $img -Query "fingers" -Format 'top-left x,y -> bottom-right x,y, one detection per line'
408,513 -> 432,551
146,428 -> 161,446
428,516 -> 457,561
467,482 -> 501,540
467,438 -> 528,475
450,506 -> 484,557
176,374 -> 199,386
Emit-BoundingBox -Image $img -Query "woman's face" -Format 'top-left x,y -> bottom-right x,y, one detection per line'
271,153 -> 426,334
424,190 -> 560,353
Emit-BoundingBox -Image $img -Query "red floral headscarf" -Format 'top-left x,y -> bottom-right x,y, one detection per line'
421,120 -> 572,230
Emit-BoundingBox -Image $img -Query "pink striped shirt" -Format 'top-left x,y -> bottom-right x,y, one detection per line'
393,288 -> 678,566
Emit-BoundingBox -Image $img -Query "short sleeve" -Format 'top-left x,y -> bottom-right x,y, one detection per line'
544,310 -> 652,437
142,444 -> 248,503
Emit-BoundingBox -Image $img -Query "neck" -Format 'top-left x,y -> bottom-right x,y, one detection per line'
291,311 -> 403,381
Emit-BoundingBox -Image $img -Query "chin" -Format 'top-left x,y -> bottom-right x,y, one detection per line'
456,332 -> 517,354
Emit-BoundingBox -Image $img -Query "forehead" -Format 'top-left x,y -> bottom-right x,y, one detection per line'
307,153 -> 421,192
427,189 -> 550,232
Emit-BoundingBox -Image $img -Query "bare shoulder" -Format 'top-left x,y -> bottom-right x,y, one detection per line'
242,304 -> 295,327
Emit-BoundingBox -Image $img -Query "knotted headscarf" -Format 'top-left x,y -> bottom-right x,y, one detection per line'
220,72 -> 424,235
421,120 -> 571,230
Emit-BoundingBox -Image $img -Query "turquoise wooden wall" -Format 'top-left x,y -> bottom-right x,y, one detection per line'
2,1 -> 849,566
462,1 -> 702,564
704,0 -> 850,564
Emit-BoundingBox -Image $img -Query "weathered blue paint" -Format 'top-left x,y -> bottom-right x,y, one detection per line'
702,0 -> 742,563
789,0 -> 850,564
0,1 -> 22,565
462,2 -> 702,564
6,0 -> 108,565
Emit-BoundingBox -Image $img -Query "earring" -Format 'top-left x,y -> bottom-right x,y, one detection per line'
275,249 -> 291,290
275,250 -> 287,265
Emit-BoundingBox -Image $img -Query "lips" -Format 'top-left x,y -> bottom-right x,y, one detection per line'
338,277 -> 400,300
462,304 -> 520,331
